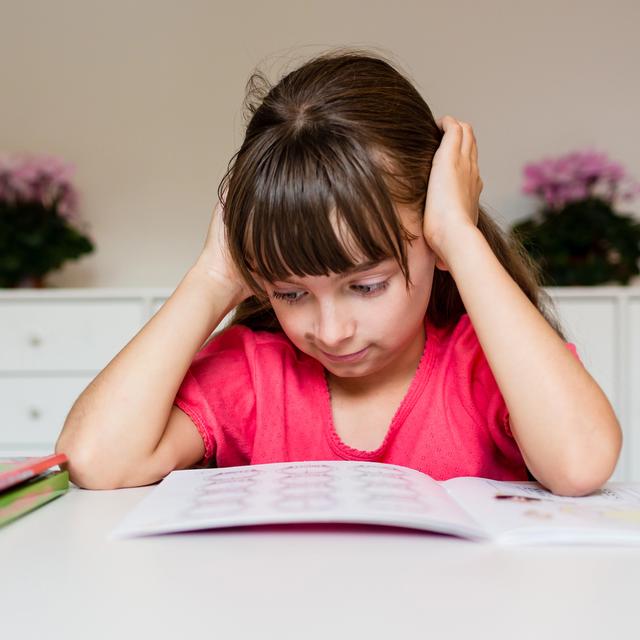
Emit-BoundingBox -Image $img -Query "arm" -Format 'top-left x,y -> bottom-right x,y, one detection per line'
445,225 -> 621,496
423,115 -> 622,496
55,199 -> 252,489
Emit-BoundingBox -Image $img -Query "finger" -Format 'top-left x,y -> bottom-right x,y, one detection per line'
470,134 -> 479,173
436,115 -> 462,153
436,115 -> 461,131
460,121 -> 476,159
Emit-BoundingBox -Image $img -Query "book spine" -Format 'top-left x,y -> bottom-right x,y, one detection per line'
0,470 -> 69,528
0,453 -> 68,492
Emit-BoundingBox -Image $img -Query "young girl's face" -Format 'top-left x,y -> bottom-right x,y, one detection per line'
259,204 -> 437,384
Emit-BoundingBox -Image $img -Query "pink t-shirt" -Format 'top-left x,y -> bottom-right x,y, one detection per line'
174,313 -> 579,481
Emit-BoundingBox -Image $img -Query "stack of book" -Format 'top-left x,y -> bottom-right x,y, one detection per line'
0,453 -> 69,528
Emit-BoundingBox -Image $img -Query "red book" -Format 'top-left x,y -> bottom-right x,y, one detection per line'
0,453 -> 68,492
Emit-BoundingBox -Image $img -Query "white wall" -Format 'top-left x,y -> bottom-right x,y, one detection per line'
1,0 -> 639,287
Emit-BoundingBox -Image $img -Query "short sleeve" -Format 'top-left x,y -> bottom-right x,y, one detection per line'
470,340 -> 582,452
174,324 -> 257,467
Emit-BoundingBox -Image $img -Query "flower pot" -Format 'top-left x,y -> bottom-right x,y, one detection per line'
14,275 -> 47,288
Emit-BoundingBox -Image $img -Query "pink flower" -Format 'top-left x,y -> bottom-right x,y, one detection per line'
0,152 -> 81,223
522,149 -> 640,211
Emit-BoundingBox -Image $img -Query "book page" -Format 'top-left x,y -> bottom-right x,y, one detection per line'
441,477 -> 640,545
110,461 -> 485,540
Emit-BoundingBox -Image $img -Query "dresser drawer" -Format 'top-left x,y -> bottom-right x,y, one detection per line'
0,375 -> 94,448
0,299 -> 143,371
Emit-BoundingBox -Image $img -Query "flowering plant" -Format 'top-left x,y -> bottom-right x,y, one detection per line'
510,149 -> 640,285
0,153 -> 94,287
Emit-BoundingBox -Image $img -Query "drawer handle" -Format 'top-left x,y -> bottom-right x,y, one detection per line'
28,407 -> 42,420
27,334 -> 43,347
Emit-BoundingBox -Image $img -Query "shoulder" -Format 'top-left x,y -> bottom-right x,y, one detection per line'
194,323 -> 308,370
426,313 -> 485,369
428,313 -> 580,371
423,315 -> 493,413
426,312 -> 581,419
177,324 -> 303,407
426,315 -> 495,401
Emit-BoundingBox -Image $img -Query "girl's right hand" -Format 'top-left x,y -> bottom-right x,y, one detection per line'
192,197 -> 253,306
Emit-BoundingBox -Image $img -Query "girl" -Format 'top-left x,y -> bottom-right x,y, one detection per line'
56,48 -> 622,496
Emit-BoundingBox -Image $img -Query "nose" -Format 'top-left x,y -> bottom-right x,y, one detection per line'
313,298 -> 356,351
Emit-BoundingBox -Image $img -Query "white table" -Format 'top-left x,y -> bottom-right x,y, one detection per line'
2,483 -> 639,639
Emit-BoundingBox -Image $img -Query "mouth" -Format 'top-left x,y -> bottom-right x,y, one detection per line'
320,346 -> 370,363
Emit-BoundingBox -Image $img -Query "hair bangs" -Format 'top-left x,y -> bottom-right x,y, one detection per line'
239,131 -> 416,290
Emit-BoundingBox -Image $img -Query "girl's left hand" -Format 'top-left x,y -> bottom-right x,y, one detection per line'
422,115 -> 484,267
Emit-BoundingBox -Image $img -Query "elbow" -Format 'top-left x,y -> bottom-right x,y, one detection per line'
55,416 -> 130,490
547,472 -> 610,498
55,438 -> 124,490
55,436 -> 166,490
547,417 -> 623,497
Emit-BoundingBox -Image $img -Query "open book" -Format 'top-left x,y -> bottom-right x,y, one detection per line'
110,460 -> 640,545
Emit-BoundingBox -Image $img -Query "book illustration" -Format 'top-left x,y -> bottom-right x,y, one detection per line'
181,467 -> 261,519
488,481 -> 640,504
179,462 -> 433,521
109,461 -> 474,540
351,463 -> 430,513
270,463 -> 338,512
493,491 -> 640,525
438,478 -> 640,537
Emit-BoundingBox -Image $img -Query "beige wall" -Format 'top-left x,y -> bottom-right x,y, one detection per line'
2,0 -> 639,287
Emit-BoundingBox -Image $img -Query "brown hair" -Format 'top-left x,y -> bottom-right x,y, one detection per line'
216,47 -> 565,339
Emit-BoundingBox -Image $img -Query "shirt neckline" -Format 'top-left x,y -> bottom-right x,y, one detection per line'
316,314 -> 438,460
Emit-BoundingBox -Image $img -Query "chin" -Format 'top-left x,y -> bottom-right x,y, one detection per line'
324,358 -> 383,378
325,365 -> 364,377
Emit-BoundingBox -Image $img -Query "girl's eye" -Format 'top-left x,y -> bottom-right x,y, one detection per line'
271,281 -> 389,305
351,281 -> 389,296
271,291 -> 305,305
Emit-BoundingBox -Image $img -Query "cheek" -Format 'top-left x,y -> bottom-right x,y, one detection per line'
409,244 -> 437,295
272,306 -> 306,340
390,254 -> 436,321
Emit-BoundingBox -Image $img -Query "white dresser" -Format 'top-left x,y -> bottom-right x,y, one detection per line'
0,290 -> 171,457
1,287 -> 639,481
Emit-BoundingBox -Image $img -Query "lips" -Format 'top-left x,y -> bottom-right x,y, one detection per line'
320,346 -> 370,363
